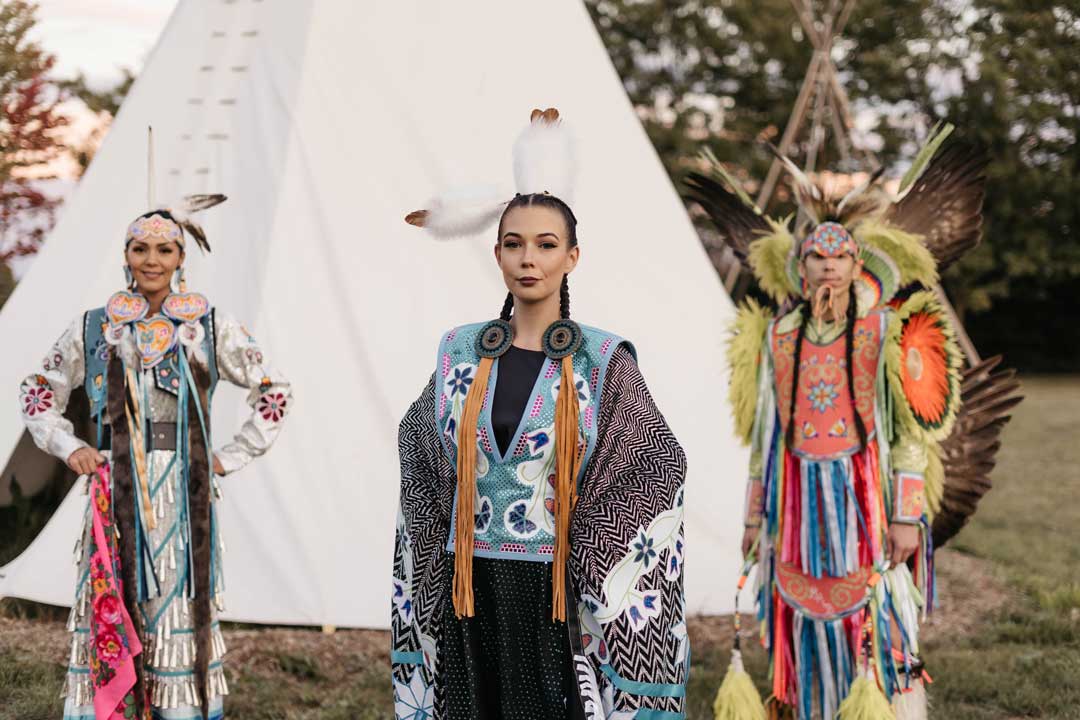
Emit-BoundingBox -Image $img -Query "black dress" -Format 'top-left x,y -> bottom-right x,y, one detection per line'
441,346 -> 585,719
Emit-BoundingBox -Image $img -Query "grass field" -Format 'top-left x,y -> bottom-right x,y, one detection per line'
1,377 -> 1077,719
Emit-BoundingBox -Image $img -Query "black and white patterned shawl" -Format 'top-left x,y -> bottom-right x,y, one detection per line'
391,347 -> 688,719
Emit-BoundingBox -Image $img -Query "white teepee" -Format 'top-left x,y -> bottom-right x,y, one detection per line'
0,0 -> 747,628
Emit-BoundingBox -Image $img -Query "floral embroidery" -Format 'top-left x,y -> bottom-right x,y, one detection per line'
807,379 -> 839,413
474,497 -> 493,534
256,392 -> 288,423
665,535 -> 684,581
626,591 -> 663,632
95,595 -> 124,625
589,493 -> 683,631
552,372 -> 590,404
85,466 -> 141,713
578,598 -> 610,663
394,669 -> 434,720
510,426 -> 558,539
632,530 -> 657,569
42,348 -> 63,371
20,377 -> 54,417
445,364 -> 475,398
504,501 -> 538,538
245,347 -> 265,365
854,326 -> 875,353
391,577 -> 414,625
828,418 -> 849,438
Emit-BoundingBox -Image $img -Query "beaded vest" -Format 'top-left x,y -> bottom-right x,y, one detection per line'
771,310 -> 886,461
435,322 -> 632,562
82,307 -> 219,421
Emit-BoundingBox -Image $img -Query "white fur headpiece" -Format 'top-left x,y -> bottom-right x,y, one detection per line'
406,108 -> 577,239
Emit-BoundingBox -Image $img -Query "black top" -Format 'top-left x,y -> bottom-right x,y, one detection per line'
491,346 -> 547,455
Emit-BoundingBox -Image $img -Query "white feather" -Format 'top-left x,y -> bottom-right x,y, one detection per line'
420,184 -> 509,239
513,119 -> 577,201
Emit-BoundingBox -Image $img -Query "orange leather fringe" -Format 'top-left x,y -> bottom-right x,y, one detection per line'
552,355 -> 584,622
451,356 -> 494,618
450,353 -> 584,623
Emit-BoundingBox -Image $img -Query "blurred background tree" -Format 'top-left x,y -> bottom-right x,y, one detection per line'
0,0 -> 67,309
586,0 -> 1079,370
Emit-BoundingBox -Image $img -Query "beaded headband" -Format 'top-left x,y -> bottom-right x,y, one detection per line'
799,221 -> 859,259
126,213 -> 184,247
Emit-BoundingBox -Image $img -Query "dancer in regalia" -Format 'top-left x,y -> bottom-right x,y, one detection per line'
18,196 -> 292,720
687,128 -> 1020,719
391,109 -> 689,720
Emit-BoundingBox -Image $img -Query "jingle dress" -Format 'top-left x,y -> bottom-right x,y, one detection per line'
19,296 -> 291,720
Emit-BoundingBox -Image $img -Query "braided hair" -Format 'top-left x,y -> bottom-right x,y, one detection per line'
496,192 -> 579,321
785,301 -> 810,449
843,285 -> 869,449
784,286 -> 868,451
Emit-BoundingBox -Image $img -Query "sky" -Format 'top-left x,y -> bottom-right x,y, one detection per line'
29,0 -> 179,87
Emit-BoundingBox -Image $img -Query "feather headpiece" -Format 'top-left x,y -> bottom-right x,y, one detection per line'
125,194 -> 227,254
687,124 -> 978,307
406,108 -> 577,239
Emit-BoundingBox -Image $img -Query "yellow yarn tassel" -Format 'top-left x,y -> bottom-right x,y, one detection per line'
713,649 -> 766,720
551,355 -> 582,622
837,671 -> 895,720
451,356 -> 494,619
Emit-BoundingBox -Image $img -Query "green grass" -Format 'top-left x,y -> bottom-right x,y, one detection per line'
684,376 -> 1080,718
919,376 -> 1080,719
0,648 -> 67,720
1,377 -> 1077,719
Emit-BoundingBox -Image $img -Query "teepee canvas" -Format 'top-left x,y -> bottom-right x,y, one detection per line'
0,0 -> 746,627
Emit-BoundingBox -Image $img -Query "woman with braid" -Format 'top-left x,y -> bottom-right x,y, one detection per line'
694,144 -> 968,719
391,110 -> 688,720
18,199 -> 292,720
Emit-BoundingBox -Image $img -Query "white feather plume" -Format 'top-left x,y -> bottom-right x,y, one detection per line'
513,118 -> 577,201
417,184 -> 509,239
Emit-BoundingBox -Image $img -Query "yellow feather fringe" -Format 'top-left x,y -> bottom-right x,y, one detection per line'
727,299 -> 773,445
747,217 -> 797,304
855,220 -> 938,289
713,650 -> 767,720
837,673 -> 895,720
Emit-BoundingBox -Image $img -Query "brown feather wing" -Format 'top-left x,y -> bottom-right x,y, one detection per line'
885,143 -> 988,273
932,356 -> 1023,547
684,172 -> 772,266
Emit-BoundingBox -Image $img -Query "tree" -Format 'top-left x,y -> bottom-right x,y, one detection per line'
586,0 -> 1080,368
0,0 -> 68,308
60,68 -> 135,171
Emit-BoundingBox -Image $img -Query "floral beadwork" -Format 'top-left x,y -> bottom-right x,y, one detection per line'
474,497 -> 493,534
505,500 -> 538,538
20,376 -> 54,416
807,379 -> 839,413
445,364 -> 475,398
256,391 -> 288,423
552,371 -> 590,404
42,348 -> 63,372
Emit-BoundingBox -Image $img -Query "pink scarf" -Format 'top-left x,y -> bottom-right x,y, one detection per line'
87,464 -> 144,719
